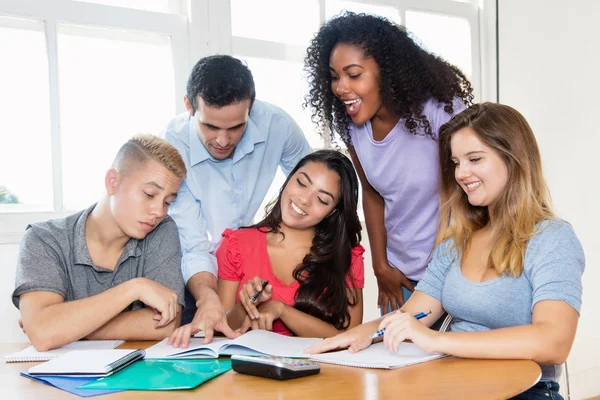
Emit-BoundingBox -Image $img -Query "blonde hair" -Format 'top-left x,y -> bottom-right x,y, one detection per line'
437,103 -> 553,277
112,134 -> 187,180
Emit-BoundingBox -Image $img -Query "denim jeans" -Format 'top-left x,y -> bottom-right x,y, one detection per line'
510,381 -> 563,400
181,288 -> 197,325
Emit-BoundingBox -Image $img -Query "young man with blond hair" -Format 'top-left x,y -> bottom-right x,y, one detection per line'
13,134 -> 187,351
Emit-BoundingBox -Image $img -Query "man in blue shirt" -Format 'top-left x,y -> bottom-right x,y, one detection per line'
164,55 -> 311,347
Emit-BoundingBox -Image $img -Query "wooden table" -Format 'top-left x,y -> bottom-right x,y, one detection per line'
1,342 -> 541,400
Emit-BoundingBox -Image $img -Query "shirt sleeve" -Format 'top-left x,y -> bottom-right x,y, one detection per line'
216,229 -> 244,281
141,218 -> 186,308
415,240 -> 456,301
168,180 -> 218,283
276,111 -> 312,175
12,226 -> 69,308
524,221 -> 585,313
346,245 -> 365,289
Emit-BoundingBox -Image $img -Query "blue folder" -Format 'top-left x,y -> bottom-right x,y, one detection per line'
20,372 -> 123,397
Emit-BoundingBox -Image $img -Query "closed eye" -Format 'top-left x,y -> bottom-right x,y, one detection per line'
470,157 -> 481,163
144,192 -> 154,198
317,197 -> 329,206
349,73 -> 361,79
297,178 -> 306,187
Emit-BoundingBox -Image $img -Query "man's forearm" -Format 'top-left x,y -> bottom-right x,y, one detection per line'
187,272 -> 218,304
86,307 -> 182,341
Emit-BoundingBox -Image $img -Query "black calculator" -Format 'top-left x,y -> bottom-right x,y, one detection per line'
231,354 -> 320,380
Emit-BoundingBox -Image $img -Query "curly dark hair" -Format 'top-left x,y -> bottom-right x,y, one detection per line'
304,12 -> 474,143
250,150 -> 362,330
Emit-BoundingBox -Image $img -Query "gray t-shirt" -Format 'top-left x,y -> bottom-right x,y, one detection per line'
13,204 -> 186,311
416,219 -> 585,382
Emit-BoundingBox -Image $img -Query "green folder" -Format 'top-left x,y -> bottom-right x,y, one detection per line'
78,359 -> 231,391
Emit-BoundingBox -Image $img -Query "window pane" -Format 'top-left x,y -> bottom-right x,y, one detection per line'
326,1 -> 401,24
238,56 -> 321,149
0,18 -> 53,211
231,0 -> 320,46
74,0 -> 173,13
57,25 -> 176,210
405,11 -> 472,77
235,56 -> 323,221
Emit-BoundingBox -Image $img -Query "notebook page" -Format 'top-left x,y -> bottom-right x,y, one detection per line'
4,340 -> 124,363
144,337 -> 231,359
309,342 -> 445,369
220,330 -> 322,358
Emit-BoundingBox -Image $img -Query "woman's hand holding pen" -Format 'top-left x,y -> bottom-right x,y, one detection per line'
378,310 -> 440,354
239,276 -> 273,319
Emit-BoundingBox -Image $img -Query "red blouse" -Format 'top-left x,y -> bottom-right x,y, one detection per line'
216,228 -> 365,336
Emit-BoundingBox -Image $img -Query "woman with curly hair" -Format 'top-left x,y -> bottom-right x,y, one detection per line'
216,150 -> 365,337
304,12 -> 473,314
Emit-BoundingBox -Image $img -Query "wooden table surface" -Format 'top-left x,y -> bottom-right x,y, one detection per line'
1,341 -> 541,400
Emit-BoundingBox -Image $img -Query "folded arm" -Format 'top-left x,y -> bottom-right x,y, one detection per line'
86,306 -> 182,341
19,277 -> 178,351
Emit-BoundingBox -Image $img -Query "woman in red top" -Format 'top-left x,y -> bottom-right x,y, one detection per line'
217,150 -> 364,337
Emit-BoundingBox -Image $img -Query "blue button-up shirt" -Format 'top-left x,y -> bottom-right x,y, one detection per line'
164,100 -> 311,283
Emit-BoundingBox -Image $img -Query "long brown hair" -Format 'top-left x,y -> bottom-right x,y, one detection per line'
250,150 -> 361,329
437,103 -> 553,277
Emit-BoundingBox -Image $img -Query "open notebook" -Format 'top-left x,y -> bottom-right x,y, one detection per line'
28,349 -> 145,377
145,330 -> 321,359
4,340 -> 124,363
309,342 -> 446,369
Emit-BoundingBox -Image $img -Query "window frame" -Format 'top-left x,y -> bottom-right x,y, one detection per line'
0,0 -> 497,241
0,0 -> 190,239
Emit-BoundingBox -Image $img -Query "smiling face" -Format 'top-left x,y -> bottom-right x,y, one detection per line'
107,159 -> 181,239
280,161 -> 341,231
329,42 -> 386,125
451,127 -> 509,207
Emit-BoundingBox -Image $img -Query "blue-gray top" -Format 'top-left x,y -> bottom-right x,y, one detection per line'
416,219 -> 585,382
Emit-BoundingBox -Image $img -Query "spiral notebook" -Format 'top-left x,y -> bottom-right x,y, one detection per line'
309,342 -> 446,369
28,349 -> 145,377
4,340 -> 124,363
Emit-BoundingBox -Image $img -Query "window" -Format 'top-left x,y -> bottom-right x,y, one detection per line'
228,0 -> 482,218
57,25 -> 176,210
405,10 -> 473,77
326,0 -> 401,23
0,17 -> 53,211
0,0 -> 490,233
0,0 -> 188,237
74,0 -> 176,14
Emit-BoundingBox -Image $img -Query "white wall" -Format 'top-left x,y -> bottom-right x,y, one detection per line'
0,243 -> 28,343
499,0 -> 600,398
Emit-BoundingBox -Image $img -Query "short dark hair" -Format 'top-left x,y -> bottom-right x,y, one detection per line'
186,55 -> 256,112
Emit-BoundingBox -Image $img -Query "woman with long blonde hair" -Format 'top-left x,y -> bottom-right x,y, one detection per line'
306,103 -> 585,400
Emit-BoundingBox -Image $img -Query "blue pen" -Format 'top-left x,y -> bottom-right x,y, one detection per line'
369,310 -> 432,339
